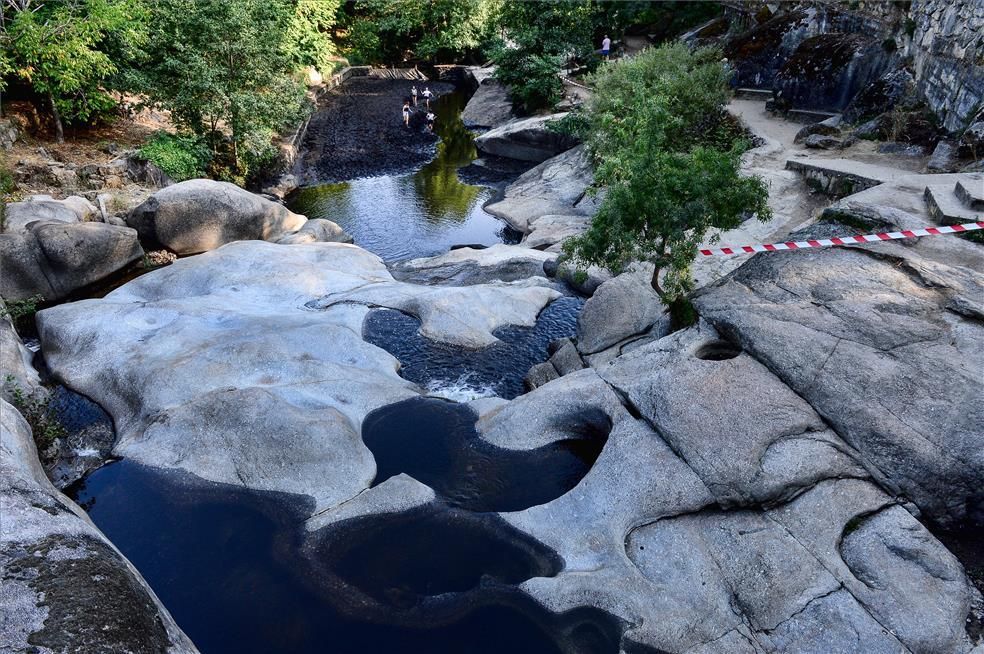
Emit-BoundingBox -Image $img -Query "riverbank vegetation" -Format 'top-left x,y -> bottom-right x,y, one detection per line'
1,0 -> 726,188
563,43 -> 771,308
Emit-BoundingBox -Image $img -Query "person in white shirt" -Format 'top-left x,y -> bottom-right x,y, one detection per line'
426,111 -> 436,132
411,85 -> 418,106
601,35 -> 611,60
422,86 -> 433,108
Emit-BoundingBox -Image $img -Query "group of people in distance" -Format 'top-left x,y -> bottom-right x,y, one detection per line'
403,84 -> 435,131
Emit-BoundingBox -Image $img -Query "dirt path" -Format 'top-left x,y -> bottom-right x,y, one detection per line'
297,78 -> 454,185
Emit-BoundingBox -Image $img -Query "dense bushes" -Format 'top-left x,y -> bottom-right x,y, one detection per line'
137,132 -> 211,182
563,43 -> 771,304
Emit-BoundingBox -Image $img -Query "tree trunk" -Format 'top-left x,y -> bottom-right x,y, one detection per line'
650,266 -> 665,300
49,93 -> 64,144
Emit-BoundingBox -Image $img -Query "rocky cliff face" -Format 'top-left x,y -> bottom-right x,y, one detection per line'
720,0 -> 984,134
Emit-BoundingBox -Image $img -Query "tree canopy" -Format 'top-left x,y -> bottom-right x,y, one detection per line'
564,43 -> 772,304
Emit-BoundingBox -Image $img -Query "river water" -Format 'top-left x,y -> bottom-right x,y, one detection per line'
66,81 -> 610,654
289,90 -> 517,262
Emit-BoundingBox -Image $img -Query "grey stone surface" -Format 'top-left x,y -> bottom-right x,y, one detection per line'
37,241 -> 421,513
599,324 -> 869,508
0,301 -> 44,406
127,179 -> 307,254
309,276 -> 560,348
523,361 -> 559,391
927,140 -> 961,172
461,80 -> 516,130
548,339 -> 584,376
523,213 -> 591,251
484,146 -> 597,233
389,244 -> 555,286
3,195 -> 97,234
0,221 -> 143,301
0,399 -> 198,654
794,121 -> 841,143
694,231 -> 984,527
275,218 -> 352,245
804,133 -> 844,149
473,113 -> 579,163
576,264 -> 665,355
477,368 -> 625,451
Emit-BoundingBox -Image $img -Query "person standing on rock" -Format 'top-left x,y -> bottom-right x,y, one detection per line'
402,101 -> 411,128
411,85 -> 418,106
422,86 -> 433,108
601,34 -> 611,60
426,111 -> 436,132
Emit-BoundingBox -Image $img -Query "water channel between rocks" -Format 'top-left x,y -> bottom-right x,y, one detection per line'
65,81 -> 617,653
288,89 -> 519,262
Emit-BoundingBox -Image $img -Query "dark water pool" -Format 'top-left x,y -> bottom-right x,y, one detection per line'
365,295 -> 585,400
68,461 -> 623,654
362,397 -> 609,512
288,91 -> 511,262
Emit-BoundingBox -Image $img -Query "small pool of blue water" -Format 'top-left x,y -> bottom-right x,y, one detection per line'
289,91 -> 514,262
364,295 -> 585,400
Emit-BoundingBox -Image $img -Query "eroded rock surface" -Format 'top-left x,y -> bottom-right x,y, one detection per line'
127,179 -> 316,254
3,195 -> 98,233
694,226 -> 984,528
474,114 -> 579,163
461,79 -> 516,130
389,244 -> 555,286
0,399 -> 197,653
0,220 -> 143,301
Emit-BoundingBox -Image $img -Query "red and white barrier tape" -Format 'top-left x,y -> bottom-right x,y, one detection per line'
699,221 -> 984,256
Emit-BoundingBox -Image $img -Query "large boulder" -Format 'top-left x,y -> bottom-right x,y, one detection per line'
484,145 -> 597,233
843,68 -> 918,124
473,114 -> 579,163
0,300 -> 43,405
694,224 -> 984,528
0,221 -> 143,301
127,179 -> 307,254
576,264 -> 665,355
274,218 -> 352,245
36,241 -> 565,512
0,399 -> 198,653
3,195 -> 98,233
461,80 -> 516,130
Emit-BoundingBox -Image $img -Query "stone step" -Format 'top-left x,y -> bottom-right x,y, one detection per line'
786,108 -> 841,124
785,158 -> 910,198
954,178 -> 984,211
735,87 -> 773,100
924,183 -> 984,226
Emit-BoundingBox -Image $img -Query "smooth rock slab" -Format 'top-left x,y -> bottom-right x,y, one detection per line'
0,220 -> 143,301
461,80 -> 516,130
576,264 -> 665,355
485,146 -> 597,233
3,195 -> 97,233
694,235 -> 984,527
0,399 -> 197,653
127,179 -> 307,254
474,113 -> 579,163
389,244 -> 555,286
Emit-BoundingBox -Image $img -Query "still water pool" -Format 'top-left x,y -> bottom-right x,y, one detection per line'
289,91 -> 514,262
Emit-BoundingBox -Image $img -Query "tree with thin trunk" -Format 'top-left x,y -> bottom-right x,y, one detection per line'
3,0 -> 142,142
563,43 -> 772,306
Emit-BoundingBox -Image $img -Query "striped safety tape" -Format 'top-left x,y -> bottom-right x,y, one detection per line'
699,221 -> 984,256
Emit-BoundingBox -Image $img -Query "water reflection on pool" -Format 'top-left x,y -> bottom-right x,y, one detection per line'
289,91 -> 512,262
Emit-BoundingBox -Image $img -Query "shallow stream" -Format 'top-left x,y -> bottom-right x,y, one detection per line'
64,81 -> 611,653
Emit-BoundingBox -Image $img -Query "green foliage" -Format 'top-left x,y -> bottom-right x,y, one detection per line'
343,0 -> 499,64
492,0 -> 596,113
620,1 -> 721,43
282,0 -> 343,72
138,132 -> 211,181
547,111 -> 590,138
563,43 -> 771,303
4,0 -> 146,136
1,294 -> 45,333
132,0 -> 308,179
3,376 -> 66,450
493,50 -> 564,114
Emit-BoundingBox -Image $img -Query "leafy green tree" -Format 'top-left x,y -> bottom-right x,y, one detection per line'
564,43 -> 771,303
492,0 -> 595,113
3,0 -> 145,142
344,0 -> 499,64
132,0 -> 307,178
282,0 -> 343,73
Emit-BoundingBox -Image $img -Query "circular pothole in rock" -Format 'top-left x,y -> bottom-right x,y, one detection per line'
694,340 -> 742,361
